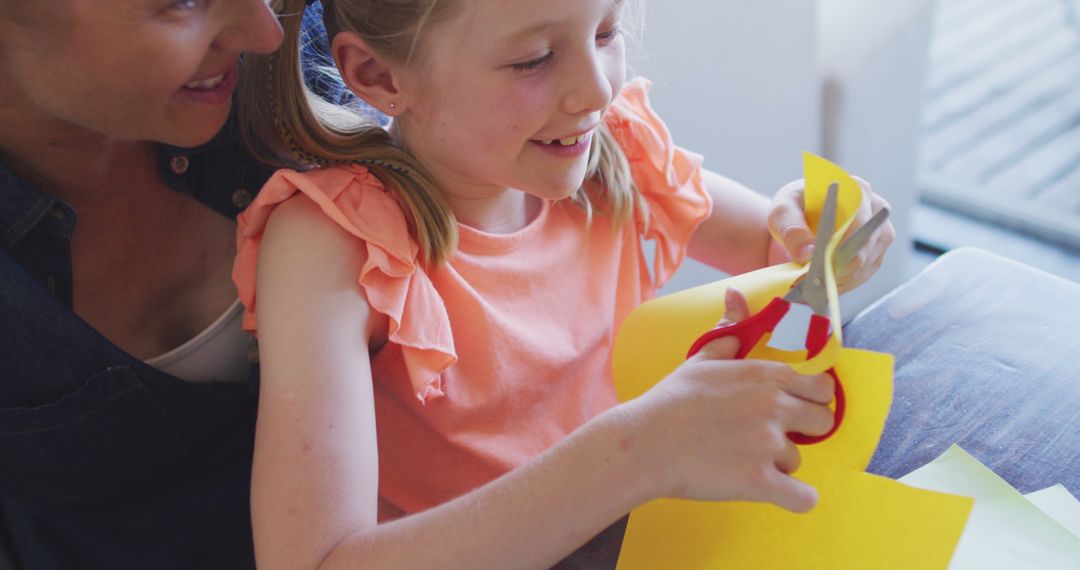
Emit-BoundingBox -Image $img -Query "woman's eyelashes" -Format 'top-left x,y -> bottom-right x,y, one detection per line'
509,27 -> 622,73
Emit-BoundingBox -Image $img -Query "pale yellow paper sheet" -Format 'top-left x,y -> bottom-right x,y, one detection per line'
900,445 -> 1080,569
612,153 -> 973,569
1026,485 -> 1080,539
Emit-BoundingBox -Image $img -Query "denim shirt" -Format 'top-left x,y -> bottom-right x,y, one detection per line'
0,6 -> 372,568
1,117 -> 273,308
0,6 -> 385,566
0,118 -> 274,570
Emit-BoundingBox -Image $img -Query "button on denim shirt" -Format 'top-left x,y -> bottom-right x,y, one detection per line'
0,6 -> 375,568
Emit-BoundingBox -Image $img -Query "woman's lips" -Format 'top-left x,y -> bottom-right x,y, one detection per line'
178,63 -> 238,106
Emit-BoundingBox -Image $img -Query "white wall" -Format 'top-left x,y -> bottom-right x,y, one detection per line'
628,0 -> 822,294
818,0 -> 938,317
631,1 -> 937,319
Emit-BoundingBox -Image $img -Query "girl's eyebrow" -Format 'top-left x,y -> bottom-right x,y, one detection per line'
496,0 -> 623,47
495,19 -> 561,48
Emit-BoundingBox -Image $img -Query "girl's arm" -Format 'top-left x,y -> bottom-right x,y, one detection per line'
252,196 -> 834,570
687,169 -> 896,289
685,169 -> 788,275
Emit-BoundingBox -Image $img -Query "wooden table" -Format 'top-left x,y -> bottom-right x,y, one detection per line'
853,247 -> 1080,493
555,247 -> 1080,569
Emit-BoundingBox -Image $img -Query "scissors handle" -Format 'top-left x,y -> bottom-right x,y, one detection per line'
806,314 -> 831,356
686,299 -> 845,445
686,297 -> 791,360
788,313 -> 844,445
785,368 -> 844,445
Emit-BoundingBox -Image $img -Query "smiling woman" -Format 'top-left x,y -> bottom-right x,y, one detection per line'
0,0 -> 282,146
0,1 -> 311,568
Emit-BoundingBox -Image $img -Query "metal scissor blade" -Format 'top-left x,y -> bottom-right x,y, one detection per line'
833,207 -> 891,271
784,182 -> 838,316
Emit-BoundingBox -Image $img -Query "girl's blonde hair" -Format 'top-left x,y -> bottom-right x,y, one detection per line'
239,0 -> 642,265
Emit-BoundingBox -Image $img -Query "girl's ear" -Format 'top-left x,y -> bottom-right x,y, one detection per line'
332,32 -> 407,117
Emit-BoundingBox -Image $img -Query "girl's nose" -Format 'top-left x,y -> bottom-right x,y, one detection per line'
562,50 -> 615,116
217,0 -> 286,56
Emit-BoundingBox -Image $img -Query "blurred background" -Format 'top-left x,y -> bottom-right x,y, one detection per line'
631,0 -> 1080,319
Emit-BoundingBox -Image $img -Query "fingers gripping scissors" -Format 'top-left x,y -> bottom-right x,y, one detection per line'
685,183 -> 890,445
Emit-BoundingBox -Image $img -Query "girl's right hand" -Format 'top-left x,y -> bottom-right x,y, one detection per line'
618,288 -> 835,513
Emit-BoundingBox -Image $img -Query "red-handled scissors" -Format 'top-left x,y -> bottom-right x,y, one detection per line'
686,183 -> 890,445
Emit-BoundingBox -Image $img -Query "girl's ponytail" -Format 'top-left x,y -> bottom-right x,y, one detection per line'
238,0 -> 457,265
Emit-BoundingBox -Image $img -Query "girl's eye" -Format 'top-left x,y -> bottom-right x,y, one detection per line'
597,27 -> 621,44
511,51 -> 554,72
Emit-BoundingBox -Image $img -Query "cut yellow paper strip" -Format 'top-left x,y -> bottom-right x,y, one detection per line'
611,153 -> 973,569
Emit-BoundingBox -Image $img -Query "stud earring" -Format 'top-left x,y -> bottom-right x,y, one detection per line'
388,102 -> 398,111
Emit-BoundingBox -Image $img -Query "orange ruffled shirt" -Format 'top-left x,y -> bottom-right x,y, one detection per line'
233,78 -> 712,518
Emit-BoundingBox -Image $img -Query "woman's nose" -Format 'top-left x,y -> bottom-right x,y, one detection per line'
217,0 -> 286,56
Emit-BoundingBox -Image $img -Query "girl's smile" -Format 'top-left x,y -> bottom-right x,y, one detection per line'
530,130 -> 594,157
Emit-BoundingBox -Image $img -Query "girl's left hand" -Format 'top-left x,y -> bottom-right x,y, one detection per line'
767,176 -> 896,293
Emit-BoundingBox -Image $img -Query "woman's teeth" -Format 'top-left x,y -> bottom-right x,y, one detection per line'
540,134 -> 588,146
184,74 -> 225,90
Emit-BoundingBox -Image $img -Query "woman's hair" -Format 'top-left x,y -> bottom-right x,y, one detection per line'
238,0 -> 641,265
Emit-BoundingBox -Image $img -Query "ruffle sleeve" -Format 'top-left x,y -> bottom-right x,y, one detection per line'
232,164 -> 455,403
603,77 -> 713,289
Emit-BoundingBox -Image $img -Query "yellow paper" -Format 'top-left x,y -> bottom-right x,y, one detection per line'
619,471 -> 969,570
612,153 -> 973,569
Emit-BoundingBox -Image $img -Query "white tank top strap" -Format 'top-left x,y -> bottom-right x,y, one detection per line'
144,298 -> 253,384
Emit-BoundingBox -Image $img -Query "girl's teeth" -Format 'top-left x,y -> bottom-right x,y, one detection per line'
184,74 -> 225,90
541,134 -> 588,146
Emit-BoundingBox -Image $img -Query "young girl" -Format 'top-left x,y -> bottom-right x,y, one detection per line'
235,0 -> 895,567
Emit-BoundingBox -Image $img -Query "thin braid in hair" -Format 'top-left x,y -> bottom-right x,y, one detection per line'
266,33 -> 414,177
267,46 -> 334,166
